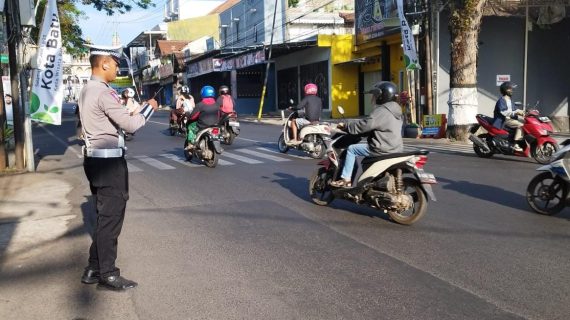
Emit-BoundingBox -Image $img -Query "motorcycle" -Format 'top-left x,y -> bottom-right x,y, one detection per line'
469,105 -> 558,164
220,111 -> 240,145
170,112 -> 188,136
308,107 -> 437,225
277,102 -> 331,159
183,116 -> 226,168
526,139 -> 570,215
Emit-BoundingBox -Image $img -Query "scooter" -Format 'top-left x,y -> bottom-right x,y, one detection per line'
308,107 -> 437,225
183,115 -> 226,168
220,111 -> 240,145
277,101 -> 331,159
469,105 -> 558,164
526,139 -> 570,215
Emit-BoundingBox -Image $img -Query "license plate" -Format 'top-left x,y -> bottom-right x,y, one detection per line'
417,171 -> 437,184
229,121 -> 240,127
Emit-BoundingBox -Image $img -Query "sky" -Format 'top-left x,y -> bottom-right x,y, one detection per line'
77,1 -> 168,46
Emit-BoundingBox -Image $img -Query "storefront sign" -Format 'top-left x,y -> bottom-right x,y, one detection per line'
220,50 -> 265,71
187,58 -> 222,77
396,0 -> 420,70
421,114 -> 447,138
159,63 -> 174,79
355,0 -> 400,44
496,74 -> 511,86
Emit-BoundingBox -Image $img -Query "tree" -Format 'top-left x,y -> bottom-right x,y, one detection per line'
446,0 -> 487,141
33,0 -> 154,57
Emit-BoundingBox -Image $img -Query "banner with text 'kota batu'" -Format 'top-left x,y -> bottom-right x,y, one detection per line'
30,0 -> 63,125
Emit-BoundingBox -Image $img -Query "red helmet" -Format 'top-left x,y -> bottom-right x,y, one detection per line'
304,83 -> 318,95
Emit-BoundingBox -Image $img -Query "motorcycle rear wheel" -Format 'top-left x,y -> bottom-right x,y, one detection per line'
183,140 -> 193,161
308,136 -> 326,159
169,123 -> 177,136
204,142 -> 219,168
473,134 -> 494,158
309,167 -> 335,206
225,131 -> 236,145
532,142 -> 558,164
278,133 -> 289,153
526,172 -> 568,215
387,177 -> 427,225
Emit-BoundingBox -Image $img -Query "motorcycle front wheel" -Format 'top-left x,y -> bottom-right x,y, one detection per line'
526,172 -> 568,215
278,133 -> 289,153
309,167 -> 335,205
308,136 -> 326,159
387,177 -> 427,225
473,134 -> 494,158
225,129 -> 236,145
532,142 -> 558,164
169,123 -> 177,136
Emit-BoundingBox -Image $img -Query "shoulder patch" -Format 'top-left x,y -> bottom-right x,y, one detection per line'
109,90 -> 121,103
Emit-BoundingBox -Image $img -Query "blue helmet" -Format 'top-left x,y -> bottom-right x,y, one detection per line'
200,85 -> 215,99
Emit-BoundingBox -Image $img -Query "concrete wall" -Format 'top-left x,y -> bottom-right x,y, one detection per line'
438,12 -> 570,130
167,15 -> 220,42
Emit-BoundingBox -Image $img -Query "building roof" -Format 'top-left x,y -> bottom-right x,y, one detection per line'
156,40 -> 190,56
209,0 -> 240,14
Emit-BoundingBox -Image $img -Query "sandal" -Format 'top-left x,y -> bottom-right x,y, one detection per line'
330,179 -> 352,188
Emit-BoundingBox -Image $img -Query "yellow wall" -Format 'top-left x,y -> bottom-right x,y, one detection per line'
319,34 -> 359,118
167,15 -> 220,42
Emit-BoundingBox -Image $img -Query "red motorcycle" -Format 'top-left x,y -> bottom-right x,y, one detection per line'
469,109 -> 558,164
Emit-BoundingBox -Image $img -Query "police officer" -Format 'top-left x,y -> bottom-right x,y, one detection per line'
78,44 -> 158,291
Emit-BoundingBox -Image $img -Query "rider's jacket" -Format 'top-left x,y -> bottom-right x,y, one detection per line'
345,101 -> 403,156
493,96 -> 518,129
298,95 -> 322,122
188,98 -> 219,129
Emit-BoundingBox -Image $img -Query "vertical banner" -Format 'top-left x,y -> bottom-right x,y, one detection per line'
396,0 -> 421,70
30,0 -> 63,125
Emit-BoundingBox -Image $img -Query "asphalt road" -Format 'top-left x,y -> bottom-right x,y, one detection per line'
23,105 -> 570,319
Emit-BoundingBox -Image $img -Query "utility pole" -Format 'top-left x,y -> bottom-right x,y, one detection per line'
256,0 -> 279,120
6,0 -> 25,170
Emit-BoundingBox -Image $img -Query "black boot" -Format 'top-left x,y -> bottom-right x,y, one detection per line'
81,268 -> 100,284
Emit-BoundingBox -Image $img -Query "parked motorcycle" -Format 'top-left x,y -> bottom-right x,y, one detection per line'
308,107 -> 437,225
220,111 -> 240,145
526,139 -> 570,215
277,101 -> 331,159
183,116 -> 226,168
469,106 -> 558,164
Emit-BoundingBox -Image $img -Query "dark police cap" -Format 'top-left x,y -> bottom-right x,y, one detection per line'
85,44 -> 123,62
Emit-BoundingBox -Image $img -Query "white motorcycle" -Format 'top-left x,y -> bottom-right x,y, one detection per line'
277,103 -> 331,159
526,138 -> 570,215
308,107 -> 437,225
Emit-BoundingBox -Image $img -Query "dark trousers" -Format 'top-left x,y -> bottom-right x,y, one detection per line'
83,157 -> 129,277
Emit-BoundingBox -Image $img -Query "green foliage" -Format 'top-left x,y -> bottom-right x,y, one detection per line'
288,0 -> 300,8
2,124 -> 14,141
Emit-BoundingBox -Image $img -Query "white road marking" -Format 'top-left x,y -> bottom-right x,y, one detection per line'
222,152 -> 263,164
160,153 -> 202,167
148,120 -> 168,126
127,163 -> 143,172
38,125 -> 83,158
134,155 -> 176,170
255,147 -> 309,159
236,137 -> 275,144
235,148 -> 291,162
218,159 -> 235,166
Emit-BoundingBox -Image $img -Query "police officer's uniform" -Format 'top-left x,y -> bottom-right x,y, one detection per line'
79,44 -> 154,286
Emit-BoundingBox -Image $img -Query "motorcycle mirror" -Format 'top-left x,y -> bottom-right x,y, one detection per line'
514,101 -> 522,107
289,99 -> 295,105
337,106 -> 345,115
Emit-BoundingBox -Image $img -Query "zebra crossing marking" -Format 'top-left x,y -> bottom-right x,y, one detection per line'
127,163 -> 143,172
235,148 -> 291,162
160,153 -> 203,167
255,147 -> 310,159
134,155 -> 176,170
223,151 -> 263,164
218,159 -> 235,166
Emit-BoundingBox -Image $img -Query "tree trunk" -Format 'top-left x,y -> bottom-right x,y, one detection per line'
447,0 -> 487,141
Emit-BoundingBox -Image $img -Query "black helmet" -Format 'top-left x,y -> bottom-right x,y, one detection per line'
367,81 -> 398,104
180,85 -> 190,95
499,81 -> 516,96
219,85 -> 230,95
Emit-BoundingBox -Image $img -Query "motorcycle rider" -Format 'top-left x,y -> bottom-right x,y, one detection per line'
330,81 -> 404,188
217,85 -> 236,118
290,83 -> 322,145
170,85 -> 194,128
121,88 -> 141,115
493,81 -> 524,152
186,85 -> 219,144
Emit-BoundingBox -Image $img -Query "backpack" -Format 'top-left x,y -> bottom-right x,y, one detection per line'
220,95 -> 234,113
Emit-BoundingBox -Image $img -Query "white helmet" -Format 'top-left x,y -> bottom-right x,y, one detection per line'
123,88 -> 135,98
